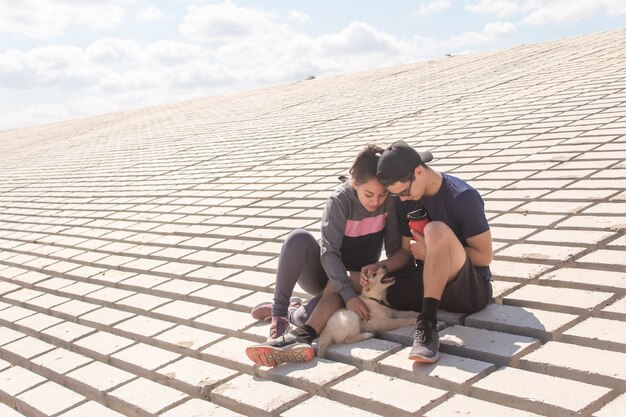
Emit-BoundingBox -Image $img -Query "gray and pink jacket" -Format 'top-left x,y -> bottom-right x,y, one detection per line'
319,181 -> 402,303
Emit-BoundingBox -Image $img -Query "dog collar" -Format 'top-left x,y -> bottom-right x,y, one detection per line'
366,296 -> 394,309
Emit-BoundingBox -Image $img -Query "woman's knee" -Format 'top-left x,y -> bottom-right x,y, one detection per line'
283,229 -> 316,250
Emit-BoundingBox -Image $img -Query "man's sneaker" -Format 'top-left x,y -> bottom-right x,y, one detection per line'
245,326 -> 315,367
408,319 -> 440,363
268,316 -> 290,340
251,297 -> 303,322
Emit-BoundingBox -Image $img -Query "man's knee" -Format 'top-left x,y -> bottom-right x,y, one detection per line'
423,221 -> 454,244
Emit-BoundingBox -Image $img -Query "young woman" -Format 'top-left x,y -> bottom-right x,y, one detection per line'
247,144 -> 420,366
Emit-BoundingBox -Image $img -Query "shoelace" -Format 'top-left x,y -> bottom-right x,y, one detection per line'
414,325 -> 432,343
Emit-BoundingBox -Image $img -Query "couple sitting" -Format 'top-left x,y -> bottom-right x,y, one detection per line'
246,141 -> 493,366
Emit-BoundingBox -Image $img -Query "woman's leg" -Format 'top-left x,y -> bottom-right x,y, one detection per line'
272,229 -> 328,317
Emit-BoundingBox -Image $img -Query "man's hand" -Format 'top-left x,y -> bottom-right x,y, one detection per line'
346,296 -> 370,321
410,230 -> 427,261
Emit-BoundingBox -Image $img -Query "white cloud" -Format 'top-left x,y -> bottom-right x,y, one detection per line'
179,1 -> 280,43
287,10 -> 309,23
522,0 -> 600,25
86,38 -> 142,64
0,0 -> 125,38
483,21 -> 517,37
415,0 -> 451,16
137,6 -> 165,22
600,0 -> 626,15
466,0 -> 520,17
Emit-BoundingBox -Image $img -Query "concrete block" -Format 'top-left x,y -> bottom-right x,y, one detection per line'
85,286 -> 135,304
0,403 -> 27,417
188,284 -> 252,304
577,249 -> 626,269
151,279 -> 207,297
194,308 -> 257,335
601,296 -> 626,320
593,393 -> 626,417
329,370 -> 447,417
107,377 -> 189,417
489,260 -> 552,282
154,324 -> 222,352
424,394 -> 543,417
439,325 -> 540,366
0,336 -> 55,367
320,337 -> 403,371
378,348 -> 495,392
57,400 -> 127,417
186,265 -> 241,282
497,243 -> 585,262
0,366 -> 47,407
73,331 -> 136,361
15,381 -> 85,417
78,306 -> 135,328
503,284 -> 613,314
41,321 -> 96,346
211,374 -> 308,417
155,356 -> 238,398
0,305 -> 37,324
113,314 -> 176,338
25,293 -> 71,310
30,347 -> 92,379
118,273 -> 170,290
151,300 -> 213,322
51,299 -> 101,317
0,281 -> 20,295
471,366 -> 612,417
561,317 -> 626,352
14,312 -> 64,333
160,398 -> 245,417
259,357 -> 358,396
116,293 -> 171,312
201,336 -> 257,374
281,396 -> 383,417
66,361 -> 136,401
520,341 -> 626,389
111,343 -> 181,376
539,268 -> 626,292
466,303 -> 578,342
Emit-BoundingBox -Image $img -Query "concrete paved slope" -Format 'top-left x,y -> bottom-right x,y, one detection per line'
0,29 -> 625,417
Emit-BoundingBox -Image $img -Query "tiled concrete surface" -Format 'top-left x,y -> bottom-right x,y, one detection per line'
0,29 -> 625,416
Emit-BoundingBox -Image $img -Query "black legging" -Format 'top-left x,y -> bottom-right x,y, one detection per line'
271,229 -> 328,325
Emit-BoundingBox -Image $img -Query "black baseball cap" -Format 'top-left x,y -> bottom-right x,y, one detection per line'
376,140 -> 433,184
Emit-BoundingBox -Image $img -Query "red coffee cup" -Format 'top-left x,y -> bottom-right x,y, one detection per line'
407,208 -> 430,235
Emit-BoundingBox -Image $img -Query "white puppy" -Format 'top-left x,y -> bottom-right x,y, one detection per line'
317,267 -> 417,358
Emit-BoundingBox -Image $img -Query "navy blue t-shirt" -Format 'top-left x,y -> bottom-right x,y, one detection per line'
397,172 -> 492,280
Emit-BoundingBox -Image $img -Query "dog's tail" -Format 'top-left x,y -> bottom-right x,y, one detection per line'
317,330 -> 333,358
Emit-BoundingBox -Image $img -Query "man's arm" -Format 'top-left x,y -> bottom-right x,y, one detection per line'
465,230 -> 492,267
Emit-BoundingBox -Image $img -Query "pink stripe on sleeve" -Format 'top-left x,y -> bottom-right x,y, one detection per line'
344,213 -> 387,237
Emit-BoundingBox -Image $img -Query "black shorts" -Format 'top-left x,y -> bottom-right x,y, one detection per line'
386,258 -> 492,314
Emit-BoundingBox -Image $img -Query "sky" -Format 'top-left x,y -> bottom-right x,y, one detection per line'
1,1 -> 625,132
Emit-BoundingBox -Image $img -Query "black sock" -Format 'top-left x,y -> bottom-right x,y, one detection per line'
418,297 -> 439,325
301,324 -> 318,339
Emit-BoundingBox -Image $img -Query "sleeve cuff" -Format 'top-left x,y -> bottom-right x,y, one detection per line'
339,287 -> 357,303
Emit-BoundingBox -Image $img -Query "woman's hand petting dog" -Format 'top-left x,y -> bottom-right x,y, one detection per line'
346,295 -> 370,321
359,262 -> 384,289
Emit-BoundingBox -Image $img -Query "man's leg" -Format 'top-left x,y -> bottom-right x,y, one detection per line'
410,221 -> 466,363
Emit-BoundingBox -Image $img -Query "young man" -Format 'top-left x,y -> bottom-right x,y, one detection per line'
376,140 -> 493,363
